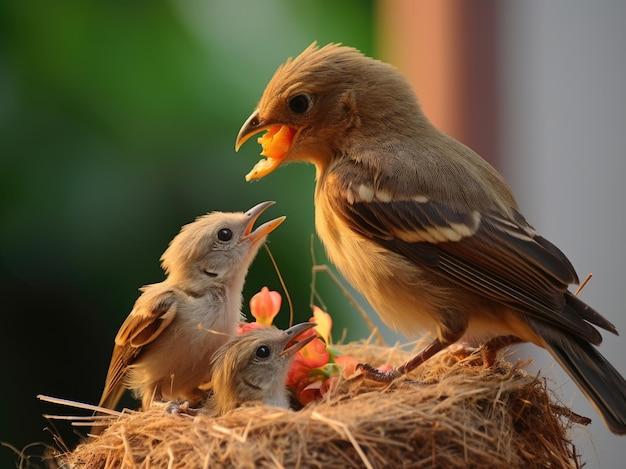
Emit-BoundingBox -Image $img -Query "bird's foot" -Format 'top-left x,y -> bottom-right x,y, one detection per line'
356,363 -> 403,383
165,400 -> 198,416
480,347 -> 498,368
478,335 -> 523,368
449,343 -> 479,361
448,346 -> 498,368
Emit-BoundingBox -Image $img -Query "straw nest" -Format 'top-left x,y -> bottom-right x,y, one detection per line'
58,342 -> 584,469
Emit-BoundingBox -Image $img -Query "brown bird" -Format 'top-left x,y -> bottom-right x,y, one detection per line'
235,43 -> 626,434
98,201 -> 285,411
205,322 -> 316,416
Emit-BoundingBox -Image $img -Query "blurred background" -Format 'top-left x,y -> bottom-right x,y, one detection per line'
1,0 -> 624,467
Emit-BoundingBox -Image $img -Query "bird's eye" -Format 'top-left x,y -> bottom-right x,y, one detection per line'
255,345 -> 271,359
217,228 -> 232,242
288,94 -> 312,114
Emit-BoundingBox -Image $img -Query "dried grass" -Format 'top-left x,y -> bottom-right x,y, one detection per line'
53,342 -> 583,468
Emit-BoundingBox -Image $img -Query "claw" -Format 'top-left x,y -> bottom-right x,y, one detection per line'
165,400 -> 198,416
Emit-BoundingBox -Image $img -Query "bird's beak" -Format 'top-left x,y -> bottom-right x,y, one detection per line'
280,322 -> 317,357
235,110 -> 266,152
235,109 -> 297,182
241,200 -> 286,244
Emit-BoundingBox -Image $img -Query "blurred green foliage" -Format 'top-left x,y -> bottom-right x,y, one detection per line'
0,0 -> 375,464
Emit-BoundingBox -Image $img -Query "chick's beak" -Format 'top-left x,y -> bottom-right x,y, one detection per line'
280,322 -> 317,357
235,109 -> 297,182
241,200 -> 286,244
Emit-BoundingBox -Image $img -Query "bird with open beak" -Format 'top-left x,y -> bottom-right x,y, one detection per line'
205,322 -> 316,415
235,43 -> 626,434
98,201 -> 285,412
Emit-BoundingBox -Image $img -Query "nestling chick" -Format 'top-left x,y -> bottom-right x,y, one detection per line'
98,201 -> 285,411
205,322 -> 316,416
235,43 -> 626,434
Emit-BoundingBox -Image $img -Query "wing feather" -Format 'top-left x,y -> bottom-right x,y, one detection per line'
327,172 -> 603,345
99,288 -> 177,409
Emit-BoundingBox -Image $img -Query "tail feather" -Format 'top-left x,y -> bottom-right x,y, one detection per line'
532,319 -> 626,434
565,292 -> 618,335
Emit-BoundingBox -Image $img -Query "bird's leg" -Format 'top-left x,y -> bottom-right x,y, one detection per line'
357,315 -> 466,383
357,338 -> 447,382
480,335 -> 523,367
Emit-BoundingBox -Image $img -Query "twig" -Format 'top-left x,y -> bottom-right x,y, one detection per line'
309,235 -> 385,345
72,421 -> 115,427
574,272 -> 592,296
312,264 -> 385,346
264,244 -> 294,327
309,235 -> 327,310
1,441 -> 55,469
43,414 -> 114,421
37,395 -> 123,417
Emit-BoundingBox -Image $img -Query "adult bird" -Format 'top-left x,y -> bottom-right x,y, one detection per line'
235,43 -> 626,434
99,201 -> 285,411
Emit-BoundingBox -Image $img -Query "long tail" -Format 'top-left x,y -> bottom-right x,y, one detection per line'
531,316 -> 626,434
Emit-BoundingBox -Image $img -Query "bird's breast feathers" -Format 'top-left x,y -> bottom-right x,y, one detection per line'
315,184 -> 444,335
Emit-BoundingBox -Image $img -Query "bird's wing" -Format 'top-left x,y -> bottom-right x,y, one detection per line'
326,171 -> 607,345
99,288 -> 178,408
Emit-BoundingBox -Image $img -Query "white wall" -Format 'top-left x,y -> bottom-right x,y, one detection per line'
500,2 -> 626,466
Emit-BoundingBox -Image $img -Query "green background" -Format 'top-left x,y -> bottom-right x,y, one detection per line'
0,1 -> 375,465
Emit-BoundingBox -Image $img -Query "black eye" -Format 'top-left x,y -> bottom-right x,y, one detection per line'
217,228 -> 232,242
255,345 -> 271,359
288,94 -> 311,114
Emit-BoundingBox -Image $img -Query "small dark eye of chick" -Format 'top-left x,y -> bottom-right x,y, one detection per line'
255,345 -> 271,359
217,228 -> 232,242
288,94 -> 311,114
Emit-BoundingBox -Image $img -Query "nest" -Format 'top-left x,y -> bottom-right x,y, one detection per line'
55,342 -> 584,468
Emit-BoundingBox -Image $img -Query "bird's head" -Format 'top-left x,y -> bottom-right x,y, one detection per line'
160,201 -> 285,286
235,42 -> 423,181
210,322 -> 316,413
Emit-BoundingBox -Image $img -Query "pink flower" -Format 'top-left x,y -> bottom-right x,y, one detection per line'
286,358 -> 312,389
335,355 -> 359,379
237,322 -> 266,335
249,287 -> 281,326
297,380 -> 324,405
286,326 -> 330,405
297,333 -> 330,369
320,376 -> 338,397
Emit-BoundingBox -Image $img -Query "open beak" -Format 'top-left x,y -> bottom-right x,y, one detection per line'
241,200 -> 286,244
280,322 -> 316,357
235,109 -> 297,182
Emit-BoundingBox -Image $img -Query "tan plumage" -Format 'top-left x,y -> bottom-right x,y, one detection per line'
204,323 -> 315,416
99,201 -> 285,411
235,43 -> 626,434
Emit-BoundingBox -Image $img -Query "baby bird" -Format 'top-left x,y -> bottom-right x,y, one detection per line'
98,201 -> 285,411
205,322 -> 315,415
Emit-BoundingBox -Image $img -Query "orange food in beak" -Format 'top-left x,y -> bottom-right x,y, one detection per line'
245,125 -> 295,181
259,125 -> 294,159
